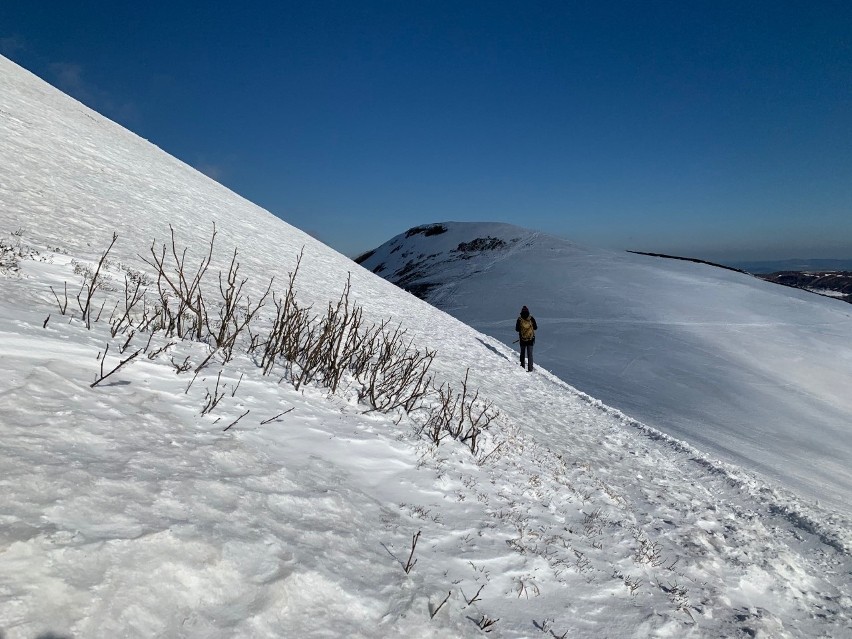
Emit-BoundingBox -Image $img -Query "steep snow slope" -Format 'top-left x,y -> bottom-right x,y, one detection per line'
358,223 -> 852,513
2,56 -> 851,638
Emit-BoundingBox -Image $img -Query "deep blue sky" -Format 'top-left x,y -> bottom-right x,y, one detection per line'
2,1 -> 851,260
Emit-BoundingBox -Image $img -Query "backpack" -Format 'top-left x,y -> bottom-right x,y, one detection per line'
518,316 -> 535,341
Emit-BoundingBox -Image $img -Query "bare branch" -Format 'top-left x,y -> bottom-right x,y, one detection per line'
201,370 -> 226,415
77,232 -> 118,329
259,407 -> 295,425
462,584 -> 486,606
91,346 -> 141,387
50,282 -> 69,315
223,408 -> 250,432
404,530 -> 421,574
429,591 -> 452,619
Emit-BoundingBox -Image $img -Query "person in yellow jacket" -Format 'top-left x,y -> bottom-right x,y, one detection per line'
515,305 -> 538,372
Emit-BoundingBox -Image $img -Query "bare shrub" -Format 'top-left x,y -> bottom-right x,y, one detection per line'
310,274 -> 370,394
204,246 -> 272,362
67,232 -> 118,329
632,527 -> 664,567
583,508 -> 606,537
404,530 -> 421,574
0,238 -> 25,275
49,227 -> 501,458
170,355 -> 191,373
421,369 -> 499,454
357,324 -> 435,413
50,281 -> 70,315
658,579 -> 694,621
138,225 -> 274,371
476,615 -> 499,632
109,274 -> 145,337
287,278 -> 361,391
146,339 -> 175,360
258,249 -> 311,376
1,232 -> 48,277
123,266 -> 152,287
201,371 -> 227,415
141,224 -> 215,341
257,255 -> 436,413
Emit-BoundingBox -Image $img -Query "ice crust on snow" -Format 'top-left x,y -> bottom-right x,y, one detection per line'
1,55 -> 851,638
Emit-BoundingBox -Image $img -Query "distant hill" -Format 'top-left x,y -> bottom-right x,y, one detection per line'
357,222 -> 852,512
757,270 -> 852,303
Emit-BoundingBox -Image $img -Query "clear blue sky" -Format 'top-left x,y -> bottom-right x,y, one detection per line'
2,1 -> 850,261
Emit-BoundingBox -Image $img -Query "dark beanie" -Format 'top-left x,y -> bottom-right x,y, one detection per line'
521,305 -> 529,316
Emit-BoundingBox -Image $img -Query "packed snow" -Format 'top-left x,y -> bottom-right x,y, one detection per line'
1,55 -> 851,638
358,223 -> 852,517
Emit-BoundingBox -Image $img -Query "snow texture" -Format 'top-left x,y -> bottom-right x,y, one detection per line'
1,55 -> 851,638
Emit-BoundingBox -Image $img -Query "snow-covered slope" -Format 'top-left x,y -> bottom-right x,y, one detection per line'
358,222 -> 852,514
2,55 -> 851,638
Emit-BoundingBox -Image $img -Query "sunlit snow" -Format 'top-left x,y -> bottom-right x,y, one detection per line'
358,222 -> 852,516
1,55 -> 851,639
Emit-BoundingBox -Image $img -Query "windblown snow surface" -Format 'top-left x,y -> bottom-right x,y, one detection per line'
1,55 -> 850,638
358,224 -> 852,518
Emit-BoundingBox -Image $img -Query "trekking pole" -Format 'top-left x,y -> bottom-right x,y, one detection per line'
512,339 -> 519,344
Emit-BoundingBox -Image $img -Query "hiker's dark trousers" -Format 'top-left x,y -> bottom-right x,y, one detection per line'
520,342 -> 534,371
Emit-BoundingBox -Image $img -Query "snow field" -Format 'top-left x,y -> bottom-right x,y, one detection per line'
1,54 -> 851,637
1,234 -> 850,638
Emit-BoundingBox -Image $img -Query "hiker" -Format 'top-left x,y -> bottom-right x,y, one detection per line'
515,305 -> 538,372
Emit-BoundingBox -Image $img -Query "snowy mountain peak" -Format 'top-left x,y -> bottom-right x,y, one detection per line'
356,221 -> 546,297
